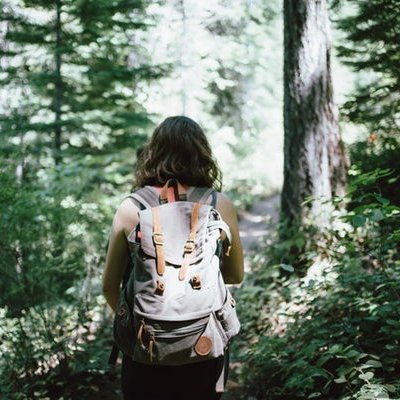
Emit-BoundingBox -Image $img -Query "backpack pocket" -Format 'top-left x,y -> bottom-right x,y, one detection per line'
214,291 -> 241,345
113,290 -> 136,357
134,285 -> 216,321
132,313 -> 226,365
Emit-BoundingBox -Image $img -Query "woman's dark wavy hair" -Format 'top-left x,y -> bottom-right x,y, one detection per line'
134,116 -> 222,190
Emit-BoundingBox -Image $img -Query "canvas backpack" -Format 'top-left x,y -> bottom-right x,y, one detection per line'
110,179 -> 240,391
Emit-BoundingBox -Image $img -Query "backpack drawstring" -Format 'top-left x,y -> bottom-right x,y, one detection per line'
149,335 -> 155,362
137,319 -> 156,362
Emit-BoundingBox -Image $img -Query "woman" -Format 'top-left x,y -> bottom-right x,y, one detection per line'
102,116 -> 244,399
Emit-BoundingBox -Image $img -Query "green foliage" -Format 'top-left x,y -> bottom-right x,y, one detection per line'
0,2 -> 162,392
0,1 -> 165,397
0,165 -> 108,311
335,0 -> 400,138
0,161 -> 116,397
348,140 -> 400,208
0,296 -> 113,399
0,0 -> 164,171
333,0 -> 400,251
226,178 -> 275,210
235,170 -> 400,399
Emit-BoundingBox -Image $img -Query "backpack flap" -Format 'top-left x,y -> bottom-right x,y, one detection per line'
139,202 -> 212,267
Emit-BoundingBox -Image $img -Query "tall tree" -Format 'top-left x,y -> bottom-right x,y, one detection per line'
0,0 -> 163,175
281,0 -> 349,228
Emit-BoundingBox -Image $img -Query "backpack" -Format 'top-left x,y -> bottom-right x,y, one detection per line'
110,179 -> 240,391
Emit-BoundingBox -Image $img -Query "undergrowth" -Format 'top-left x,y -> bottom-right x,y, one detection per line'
233,167 -> 400,400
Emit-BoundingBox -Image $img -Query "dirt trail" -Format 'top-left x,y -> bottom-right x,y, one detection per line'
222,192 -> 281,399
238,193 -> 281,263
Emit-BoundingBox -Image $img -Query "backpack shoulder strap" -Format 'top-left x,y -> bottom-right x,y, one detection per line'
188,187 -> 217,207
125,186 -> 160,209
127,186 -> 218,208
109,188 -> 156,366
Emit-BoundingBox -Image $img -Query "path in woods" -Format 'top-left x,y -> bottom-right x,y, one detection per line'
237,193 -> 281,264
74,192 -> 281,400
222,192 -> 281,400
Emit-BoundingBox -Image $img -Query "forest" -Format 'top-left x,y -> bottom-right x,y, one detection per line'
0,0 -> 399,399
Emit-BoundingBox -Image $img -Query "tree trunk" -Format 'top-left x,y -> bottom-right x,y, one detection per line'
281,0 -> 348,228
54,0 -> 62,165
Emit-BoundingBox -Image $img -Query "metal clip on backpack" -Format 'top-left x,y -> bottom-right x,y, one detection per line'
110,179 -> 240,392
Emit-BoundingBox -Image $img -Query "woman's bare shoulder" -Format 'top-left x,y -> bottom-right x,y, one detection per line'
214,191 -> 236,213
213,191 -> 244,284
113,197 -> 140,237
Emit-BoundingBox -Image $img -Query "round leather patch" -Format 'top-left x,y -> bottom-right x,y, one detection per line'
194,335 -> 212,356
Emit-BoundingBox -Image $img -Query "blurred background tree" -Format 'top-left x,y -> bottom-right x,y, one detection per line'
335,0 -> 400,205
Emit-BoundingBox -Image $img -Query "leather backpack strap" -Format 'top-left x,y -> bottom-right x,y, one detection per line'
152,206 -> 165,276
179,202 -> 201,281
160,178 -> 187,203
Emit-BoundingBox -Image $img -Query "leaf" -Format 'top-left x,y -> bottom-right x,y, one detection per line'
385,384 -> 396,393
375,195 -> 390,205
358,371 -> 374,380
334,376 -> 347,383
365,359 -> 382,368
369,209 -> 385,222
295,237 -> 305,248
280,264 -> 294,273
307,279 -> 315,288
65,286 -> 76,295
345,349 -> 361,359
316,354 -> 331,367
352,214 -> 366,227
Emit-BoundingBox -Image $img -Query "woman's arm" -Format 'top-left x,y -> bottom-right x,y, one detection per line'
216,193 -> 244,284
102,199 -> 139,312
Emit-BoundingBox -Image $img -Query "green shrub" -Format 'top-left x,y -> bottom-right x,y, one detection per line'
0,165 -> 115,398
235,169 -> 400,399
0,296 -> 113,399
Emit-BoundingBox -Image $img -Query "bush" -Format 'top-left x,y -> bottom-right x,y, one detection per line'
235,169 -> 400,399
0,296 -> 113,399
0,165 -> 115,398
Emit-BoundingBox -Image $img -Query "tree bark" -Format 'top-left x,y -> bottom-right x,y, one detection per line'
281,0 -> 349,228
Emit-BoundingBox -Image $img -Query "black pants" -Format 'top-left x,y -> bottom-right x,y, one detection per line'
121,353 -> 228,400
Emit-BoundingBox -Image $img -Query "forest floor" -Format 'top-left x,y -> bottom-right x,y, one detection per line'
68,192 -> 281,400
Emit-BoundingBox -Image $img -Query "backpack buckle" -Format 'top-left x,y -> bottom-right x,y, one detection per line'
184,240 -> 195,253
190,274 -> 202,290
153,232 -> 164,245
155,280 -> 165,295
